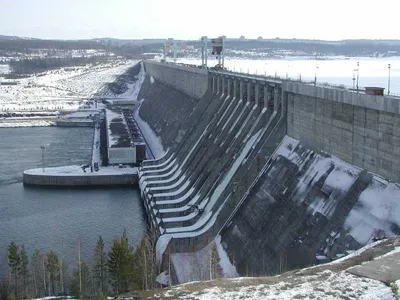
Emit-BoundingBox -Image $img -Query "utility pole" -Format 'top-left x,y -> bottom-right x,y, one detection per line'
163,44 -> 166,61
314,66 -> 319,86
221,36 -> 225,69
201,36 -> 208,68
388,63 -> 391,95
356,61 -> 360,93
40,145 -> 45,172
352,69 -> 356,91
173,42 -> 177,63
286,65 -> 289,80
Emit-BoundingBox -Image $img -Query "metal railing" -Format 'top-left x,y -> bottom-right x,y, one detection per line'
153,59 -> 400,99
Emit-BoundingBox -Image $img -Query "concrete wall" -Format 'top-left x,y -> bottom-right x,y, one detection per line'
143,61 -> 208,98
108,147 -> 136,164
136,62 -> 400,279
285,82 -> 400,182
23,172 -> 138,186
137,74 -> 205,151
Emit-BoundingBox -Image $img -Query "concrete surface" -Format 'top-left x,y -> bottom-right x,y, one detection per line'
144,61 -> 208,98
138,62 -> 400,280
347,251 -> 400,284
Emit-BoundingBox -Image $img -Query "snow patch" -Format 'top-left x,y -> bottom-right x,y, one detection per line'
171,269 -> 395,300
215,235 -> 239,278
345,178 -> 400,244
0,120 -> 54,128
156,235 -> 172,263
134,100 -> 165,159
24,165 -> 137,176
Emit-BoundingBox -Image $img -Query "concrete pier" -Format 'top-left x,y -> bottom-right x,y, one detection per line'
23,167 -> 138,186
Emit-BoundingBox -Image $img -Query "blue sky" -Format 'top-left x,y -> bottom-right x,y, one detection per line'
1,0 -> 399,40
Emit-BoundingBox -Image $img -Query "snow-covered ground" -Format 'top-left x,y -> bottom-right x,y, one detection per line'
134,101 -> 166,159
168,270 -> 395,300
171,235 -> 238,284
24,165 -> 137,176
0,64 -> 9,74
128,62 -> 166,159
30,297 -> 76,300
150,239 -> 400,299
0,60 -> 136,127
0,119 -> 55,128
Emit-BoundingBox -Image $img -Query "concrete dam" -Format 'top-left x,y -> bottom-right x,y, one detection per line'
136,61 -> 400,281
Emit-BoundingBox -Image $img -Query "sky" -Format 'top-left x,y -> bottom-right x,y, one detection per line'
1,0 -> 400,40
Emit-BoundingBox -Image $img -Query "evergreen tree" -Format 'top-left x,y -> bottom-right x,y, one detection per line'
120,231 -> 134,292
59,256 -> 67,296
70,261 -> 92,299
7,241 -> 20,299
0,278 -> 10,300
133,234 -> 156,290
19,245 -> 28,299
108,230 -> 134,294
208,245 -> 223,280
46,250 -> 59,295
93,236 -> 107,296
108,239 -> 122,294
31,250 -> 44,298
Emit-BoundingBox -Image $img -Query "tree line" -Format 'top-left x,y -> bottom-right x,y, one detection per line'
0,230 -> 158,300
8,56 -> 112,75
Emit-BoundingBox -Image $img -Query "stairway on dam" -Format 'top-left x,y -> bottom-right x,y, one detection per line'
136,61 -> 400,283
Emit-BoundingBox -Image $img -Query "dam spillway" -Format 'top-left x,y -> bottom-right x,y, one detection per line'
136,61 -> 400,281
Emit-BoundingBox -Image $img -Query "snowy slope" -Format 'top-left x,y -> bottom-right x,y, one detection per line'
0,60 -> 135,117
148,239 -> 399,299
274,136 -> 400,249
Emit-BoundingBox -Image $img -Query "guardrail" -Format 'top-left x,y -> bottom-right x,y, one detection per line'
164,60 -> 400,99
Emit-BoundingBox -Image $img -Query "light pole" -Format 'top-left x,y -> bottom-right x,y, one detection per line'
40,145 -> 45,172
314,66 -> 319,86
388,63 -> 391,95
352,69 -> 357,91
356,61 -> 360,93
286,64 -> 290,80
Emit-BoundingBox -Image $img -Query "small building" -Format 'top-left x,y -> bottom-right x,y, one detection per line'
122,109 -> 147,162
365,87 -> 385,96
106,109 -> 136,165
106,108 -> 147,165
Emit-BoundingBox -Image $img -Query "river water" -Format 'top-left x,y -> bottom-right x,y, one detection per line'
0,127 -> 145,273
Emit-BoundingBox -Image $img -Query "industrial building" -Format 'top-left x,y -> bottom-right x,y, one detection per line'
122,109 -> 147,162
105,108 -> 146,165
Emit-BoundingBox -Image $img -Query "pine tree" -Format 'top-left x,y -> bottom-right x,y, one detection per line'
70,261 -> 92,299
120,230 -> 134,292
7,241 -> 20,299
133,233 -> 156,290
93,236 -> 107,296
108,230 -> 134,294
46,250 -> 59,295
108,239 -> 122,294
208,245 -> 223,280
31,250 -> 43,298
59,256 -> 67,296
19,245 -> 28,299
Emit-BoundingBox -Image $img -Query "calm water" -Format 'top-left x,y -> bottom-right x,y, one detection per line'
0,127 -> 145,273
